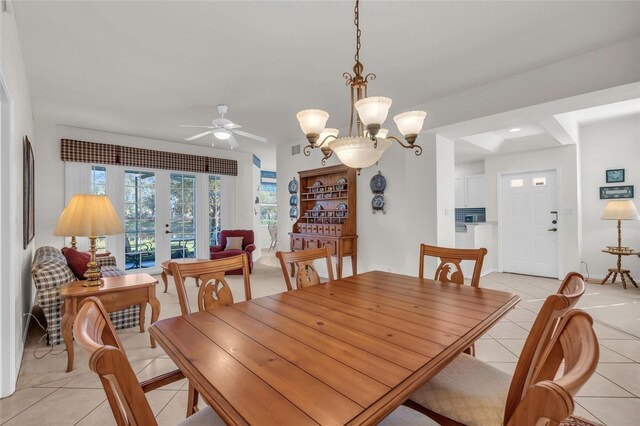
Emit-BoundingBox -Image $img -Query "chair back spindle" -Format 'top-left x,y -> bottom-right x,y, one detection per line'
276,246 -> 335,291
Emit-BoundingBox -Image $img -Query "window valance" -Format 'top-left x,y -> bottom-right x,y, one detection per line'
60,139 -> 238,176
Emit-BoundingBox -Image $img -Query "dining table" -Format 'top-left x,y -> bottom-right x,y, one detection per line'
149,270 -> 520,425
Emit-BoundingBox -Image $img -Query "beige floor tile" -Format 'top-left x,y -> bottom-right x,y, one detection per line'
597,344 -> 636,363
577,372 -> 634,397
2,388 -> 106,426
504,307 -> 538,322
575,397 -> 640,426
573,402 -> 603,424
486,321 -> 530,339
496,338 -> 525,357
475,339 -> 519,362
0,387 -> 57,423
156,390 -> 208,426
592,323 -> 637,340
76,389 -> 178,425
596,364 -> 640,397
600,340 -> 640,362
486,362 -> 518,376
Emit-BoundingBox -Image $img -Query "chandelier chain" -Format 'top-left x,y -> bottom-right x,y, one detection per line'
354,0 -> 361,64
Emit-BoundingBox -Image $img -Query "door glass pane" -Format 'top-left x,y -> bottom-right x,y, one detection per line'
124,171 -> 156,270
209,176 -> 221,246
170,173 -> 196,259
90,165 -> 107,250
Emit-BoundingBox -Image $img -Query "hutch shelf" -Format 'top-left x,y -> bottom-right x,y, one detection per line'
289,164 -> 357,278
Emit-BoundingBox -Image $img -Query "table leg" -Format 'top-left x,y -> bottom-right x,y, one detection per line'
149,296 -> 160,348
627,272 -> 638,288
139,302 -> 147,333
611,272 -> 618,284
601,270 -> 613,285
161,270 -> 168,293
620,273 -> 627,290
352,239 -> 358,276
61,310 -> 75,372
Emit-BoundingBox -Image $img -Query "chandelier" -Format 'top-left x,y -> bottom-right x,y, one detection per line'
296,0 -> 427,174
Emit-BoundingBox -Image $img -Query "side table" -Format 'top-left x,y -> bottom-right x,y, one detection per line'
160,258 -> 210,293
601,248 -> 639,289
60,273 -> 160,372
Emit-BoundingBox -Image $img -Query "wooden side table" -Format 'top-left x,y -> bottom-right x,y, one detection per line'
160,258 -> 210,293
601,248 -> 639,289
60,273 -> 160,372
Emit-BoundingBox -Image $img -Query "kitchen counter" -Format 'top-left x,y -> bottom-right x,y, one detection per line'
455,221 -> 497,276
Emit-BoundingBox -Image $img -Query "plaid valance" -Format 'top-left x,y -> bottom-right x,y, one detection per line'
60,139 -> 238,176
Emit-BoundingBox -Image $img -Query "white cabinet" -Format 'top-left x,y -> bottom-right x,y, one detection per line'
455,178 -> 465,208
455,174 -> 486,208
465,175 -> 485,208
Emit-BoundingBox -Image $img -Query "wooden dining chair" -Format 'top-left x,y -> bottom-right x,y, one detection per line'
419,244 -> 488,287
405,272 -> 589,426
73,297 -> 225,426
168,254 -> 252,316
276,246 -> 335,291
169,254 -> 252,416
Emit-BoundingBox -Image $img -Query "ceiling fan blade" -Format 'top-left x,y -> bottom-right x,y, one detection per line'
185,130 -> 214,141
224,122 -> 242,130
227,135 -> 240,149
178,124 -> 214,129
232,129 -> 267,143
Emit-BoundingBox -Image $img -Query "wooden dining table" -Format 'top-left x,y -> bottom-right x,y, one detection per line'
150,270 -> 520,425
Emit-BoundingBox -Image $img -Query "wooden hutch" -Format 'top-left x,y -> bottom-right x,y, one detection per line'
290,164 -> 357,278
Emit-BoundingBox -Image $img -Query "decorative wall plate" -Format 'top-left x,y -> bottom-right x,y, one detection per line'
370,171 -> 386,193
311,203 -> 323,217
336,203 -> 347,217
372,194 -> 385,214
335,177 -> 347,191
289,195 -> 297,206
311,180 -> 323,192
288,178 -> 298,194
289,206 -> 298,218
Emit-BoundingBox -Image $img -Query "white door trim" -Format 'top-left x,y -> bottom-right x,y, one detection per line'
497,167 -> 563,279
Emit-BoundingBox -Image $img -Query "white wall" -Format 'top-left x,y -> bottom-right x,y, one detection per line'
579,114 -> 640,280
276,136 -> 455,278
484,145 -> 580,277
0,6 -> 36,397
33,123 -> 255,254
454,160 -> 485,177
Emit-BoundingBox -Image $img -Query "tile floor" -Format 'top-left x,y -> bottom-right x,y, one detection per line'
1,252 -> 639,425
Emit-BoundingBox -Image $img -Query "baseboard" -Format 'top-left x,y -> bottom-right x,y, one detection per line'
586,277 -> 603,285
480,268 -> 497,277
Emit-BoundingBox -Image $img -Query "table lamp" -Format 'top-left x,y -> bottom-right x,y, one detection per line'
54,194 -> 124,286
601,199 -> 640,250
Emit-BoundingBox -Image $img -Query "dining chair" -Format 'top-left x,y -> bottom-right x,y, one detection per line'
419,244 -> 488,287
72,297 -> 225,426
169,254 -> 252,416
405,272 -> 588,426
276,245 -> 335,291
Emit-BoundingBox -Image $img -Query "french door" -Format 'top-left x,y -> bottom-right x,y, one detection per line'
500,170 -> 559,278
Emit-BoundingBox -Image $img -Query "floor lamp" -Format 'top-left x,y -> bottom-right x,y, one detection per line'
600,199 -> 639,287
54,194 -> 124,286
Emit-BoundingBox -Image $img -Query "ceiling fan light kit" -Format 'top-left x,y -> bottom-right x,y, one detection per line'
179,103 -> 267,149
296,0 -> 426,173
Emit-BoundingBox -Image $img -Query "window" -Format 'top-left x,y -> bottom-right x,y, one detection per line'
510,179 -> 524,188
90,166 -> 107,250
532,177 -> 546,187
209,176 -> 221,246
124,170 -> 156,270
170,173 -> 196,259
259,171 -> 277,225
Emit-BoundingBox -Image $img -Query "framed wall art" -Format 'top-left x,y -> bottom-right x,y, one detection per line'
23,136 -> 35,248
599,185 -> 634,200
605,169 -> 625,183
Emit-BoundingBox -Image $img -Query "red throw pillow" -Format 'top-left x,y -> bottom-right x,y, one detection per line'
62,248 -> 91,280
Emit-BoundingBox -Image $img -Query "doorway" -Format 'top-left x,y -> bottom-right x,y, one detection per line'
500,169 -> 559,278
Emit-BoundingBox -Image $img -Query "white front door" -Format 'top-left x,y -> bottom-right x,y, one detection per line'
501,170 -> 559,278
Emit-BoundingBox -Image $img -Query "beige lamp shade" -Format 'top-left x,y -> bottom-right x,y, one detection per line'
601,200 -> 640,221
54,194 -> 124,237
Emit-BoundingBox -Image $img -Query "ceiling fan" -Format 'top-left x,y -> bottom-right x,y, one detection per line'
179,104 -> 267,149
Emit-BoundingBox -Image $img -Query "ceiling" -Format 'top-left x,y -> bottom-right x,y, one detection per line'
12,1 -> 640,167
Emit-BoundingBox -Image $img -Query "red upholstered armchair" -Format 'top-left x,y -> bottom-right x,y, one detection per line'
210,229 -> 255,274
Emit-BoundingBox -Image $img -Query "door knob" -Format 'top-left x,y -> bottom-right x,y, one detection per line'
165,230 -> 171,234
547,227 -> 558,232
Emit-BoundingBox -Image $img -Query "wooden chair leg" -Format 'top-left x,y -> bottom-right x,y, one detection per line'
402,400 -> 464,426
463,343 -> 475,356
187,384 -> 199,416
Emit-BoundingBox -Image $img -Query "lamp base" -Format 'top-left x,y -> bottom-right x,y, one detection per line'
82,278 -> 104,287
83,236 -> 103,286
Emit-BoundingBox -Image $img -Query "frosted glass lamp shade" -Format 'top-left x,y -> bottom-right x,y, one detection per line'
365,128 -> 389,138
296,109 -> 330,135
601,200 -> 640,220
394,111 -> 427,136
328,136 -> 392,170
318,128 -> 339,143
213,129 -> 231,140
54,195 -> 124,237
354,97 -> 392,126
